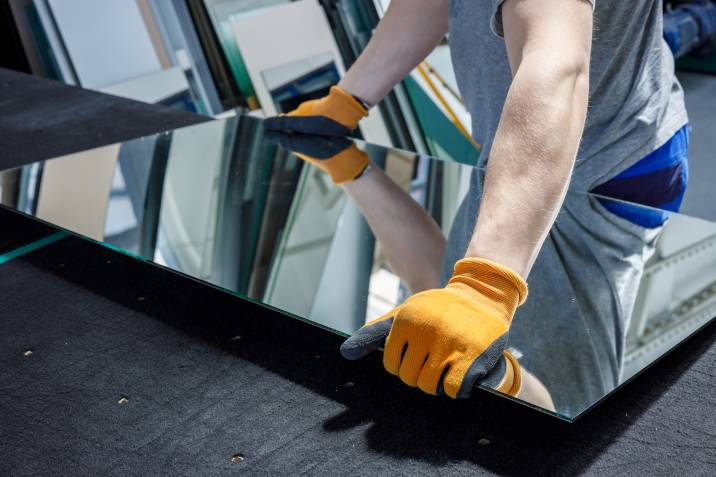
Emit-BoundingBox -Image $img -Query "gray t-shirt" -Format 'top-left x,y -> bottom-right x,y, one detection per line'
442,1 -> 688,415
448,0 -> 688,190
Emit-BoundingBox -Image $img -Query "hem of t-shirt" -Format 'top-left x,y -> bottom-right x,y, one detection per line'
629,112 -> 689,171
589,111 -> 690,190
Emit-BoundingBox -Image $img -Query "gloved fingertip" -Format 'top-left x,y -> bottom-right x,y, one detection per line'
262,129 -> 283,144
339,338 -> 369,360
338,317 -> 393,360
262,115 -> 288,132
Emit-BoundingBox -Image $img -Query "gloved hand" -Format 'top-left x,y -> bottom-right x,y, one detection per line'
265,131 -> 369,185
263,86 -> 369,137
340,257 -> 528,398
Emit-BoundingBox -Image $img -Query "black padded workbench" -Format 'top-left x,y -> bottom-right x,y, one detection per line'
0,68 -> 714,476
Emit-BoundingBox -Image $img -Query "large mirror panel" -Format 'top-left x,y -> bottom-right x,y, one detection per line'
0,115 -> 713,420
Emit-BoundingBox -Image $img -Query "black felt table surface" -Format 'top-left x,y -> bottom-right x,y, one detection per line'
0,68 -> 714,476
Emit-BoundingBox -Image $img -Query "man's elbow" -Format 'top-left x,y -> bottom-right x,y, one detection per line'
561,47 -> 590,78
564,50 -> 590,99
518,49 -> 590,104
536,46 -> 589,80
563,52 -> 590,109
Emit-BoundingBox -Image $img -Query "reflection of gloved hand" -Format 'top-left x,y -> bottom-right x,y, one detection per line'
340,257 -> 528,398
263,86 -> 368,137
265,131 -> 369,185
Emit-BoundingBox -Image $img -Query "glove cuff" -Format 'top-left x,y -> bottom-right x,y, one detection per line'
328,144 -> 370,185
298,143 -> 369,185
495,351 -> 522,397
447,257 -> 528,323
327,86 -> 369,128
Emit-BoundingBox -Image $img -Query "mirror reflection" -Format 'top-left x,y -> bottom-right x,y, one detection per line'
0,115 -> 714,420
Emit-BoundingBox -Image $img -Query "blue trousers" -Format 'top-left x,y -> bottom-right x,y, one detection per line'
592,125 -> 690,228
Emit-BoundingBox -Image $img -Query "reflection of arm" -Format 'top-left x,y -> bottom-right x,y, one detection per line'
343,164 -> 446,293
518,368 -> 555,411
465,0 -> 593,278
338,0 -> 448,106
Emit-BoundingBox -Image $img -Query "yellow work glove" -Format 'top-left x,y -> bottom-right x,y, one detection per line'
264,131 -> 369,185
263,86 -> 368,137
340,257 -> 528,398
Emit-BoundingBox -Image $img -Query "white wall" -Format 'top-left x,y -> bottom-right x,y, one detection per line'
48,0 -> 162,89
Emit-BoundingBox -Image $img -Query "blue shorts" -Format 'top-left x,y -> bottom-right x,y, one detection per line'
591,125 -> 690,228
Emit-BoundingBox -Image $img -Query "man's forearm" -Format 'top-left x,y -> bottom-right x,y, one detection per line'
338,0 -> 448,106
344,164 -> 446,293
465,53 -> 590,278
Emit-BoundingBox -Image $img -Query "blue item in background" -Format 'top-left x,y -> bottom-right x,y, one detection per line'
664,1 -> 716,57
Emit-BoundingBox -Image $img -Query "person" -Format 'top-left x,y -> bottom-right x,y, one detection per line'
264,0 -> 689,401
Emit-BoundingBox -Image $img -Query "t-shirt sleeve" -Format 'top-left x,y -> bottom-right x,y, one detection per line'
490,0 -> 596,38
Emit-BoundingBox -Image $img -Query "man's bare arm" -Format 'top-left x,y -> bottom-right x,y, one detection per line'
465,0 -> 593,278
343,163 -> 446,293
335,0 -> 449,292
338,0 -> 448,106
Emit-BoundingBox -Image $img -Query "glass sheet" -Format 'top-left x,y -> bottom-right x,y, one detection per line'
1,115 -> 714,421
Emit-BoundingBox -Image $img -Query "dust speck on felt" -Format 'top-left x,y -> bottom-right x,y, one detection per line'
118,397 -> 129,405
230,453 -> 245,462
478,438 -> 490,446
23,350 -> 33,357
